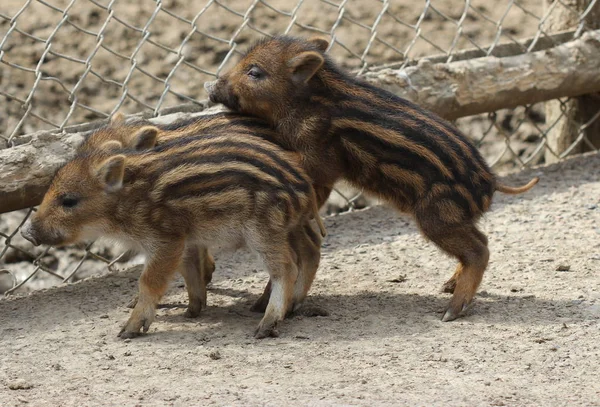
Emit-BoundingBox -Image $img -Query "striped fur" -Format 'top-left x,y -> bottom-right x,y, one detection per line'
22,117 -> 325,339
89,113 -> 330,319
206,35 -> 539,322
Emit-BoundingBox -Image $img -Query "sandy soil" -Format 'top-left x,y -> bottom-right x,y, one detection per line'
1,153 -> 599,406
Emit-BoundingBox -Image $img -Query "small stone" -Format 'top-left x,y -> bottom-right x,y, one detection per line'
387,275 -> 407,283
99,314 -> 109,319
7,379 -> 33,390
556,264 -> 571,272
294,335 -> 310,340
510,288 -> 522,293
124,351 -> 132,357
209,350 -> 221,360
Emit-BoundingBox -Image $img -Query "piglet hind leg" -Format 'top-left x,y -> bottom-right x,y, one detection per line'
252,186 -> 331,315
417,212 -> 489,322
251,223 -> 327,318
440,230 -> 489,294
118,240 -> 185,339
180,245 -> 213,318
250,232 -> 298,315
288,223 -> 328,317
254,242 -> 299,339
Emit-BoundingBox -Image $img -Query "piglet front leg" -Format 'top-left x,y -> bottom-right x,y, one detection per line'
119,240 -> 185,339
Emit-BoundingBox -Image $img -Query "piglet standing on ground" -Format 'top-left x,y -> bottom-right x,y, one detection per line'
205,35 -> 539,322
21,119 -> 325,339
78,112 -> 329,317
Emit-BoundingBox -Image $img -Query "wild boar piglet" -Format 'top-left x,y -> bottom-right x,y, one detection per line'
22,121 -> 325,339
206,35 -> 539,321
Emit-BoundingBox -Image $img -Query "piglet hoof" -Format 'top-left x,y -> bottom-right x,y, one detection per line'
441,301 -> 471,322
254,323 -> 280,339
117,318 -> 150,339
184,306 -> 202,319
118,309 -> 154,338
441,308 -> 459,322
118,327 -> 141,339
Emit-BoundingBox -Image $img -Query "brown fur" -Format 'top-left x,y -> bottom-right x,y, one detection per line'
206,35 -> 540,321
21,116 -> 325,339
94,113 -> 329,318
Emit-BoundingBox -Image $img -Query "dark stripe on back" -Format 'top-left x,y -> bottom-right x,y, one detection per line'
158,151 -> 308,191
338,126 -> 451,186
322,62 -> 491,177
146,135 -> 307,185
162,170 -> 303,217
334,107 -> 466,181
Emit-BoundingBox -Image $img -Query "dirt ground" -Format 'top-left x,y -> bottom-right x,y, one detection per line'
1,153 -> 599,406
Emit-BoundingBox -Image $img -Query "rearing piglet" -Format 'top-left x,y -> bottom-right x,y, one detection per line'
205,36 -> 539,322
21,125 -> 325,339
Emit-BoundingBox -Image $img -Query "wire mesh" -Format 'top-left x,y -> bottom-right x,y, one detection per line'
1,0 -> 599,294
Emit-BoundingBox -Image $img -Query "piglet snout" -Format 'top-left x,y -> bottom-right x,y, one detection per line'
204,80 -> 217,96
20,221 -> 40,246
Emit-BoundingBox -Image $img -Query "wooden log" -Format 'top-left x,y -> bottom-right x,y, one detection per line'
363,29 -> 600,120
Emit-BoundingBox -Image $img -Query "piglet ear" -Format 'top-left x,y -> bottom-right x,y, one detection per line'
110,112 -> 126,126
308,36 -> 330,52
131,126 -> 158,151
288,51 -> 324,84
96,155 -> 126,192
99,140 -> 123,153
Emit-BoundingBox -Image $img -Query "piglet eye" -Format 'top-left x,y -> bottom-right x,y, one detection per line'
247,66 -> 264,80
60,195 -> 80,209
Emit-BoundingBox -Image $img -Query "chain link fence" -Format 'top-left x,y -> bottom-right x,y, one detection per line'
1,0 -> 599,294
